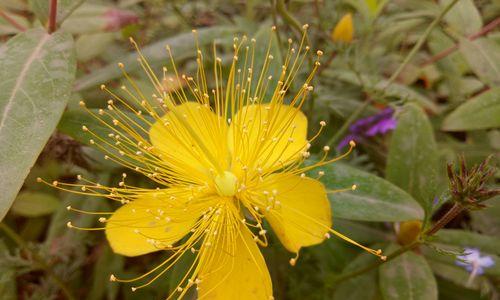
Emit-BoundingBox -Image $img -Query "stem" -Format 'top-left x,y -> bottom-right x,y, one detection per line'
326,99 -> 372,147
331,201 -> 464,285
382,0 -> 459,90
0,223 -> 75,300
275,0 -> 301,36
331,241 -> 419,284
0,10 -> 27,32
48,0 -> 58,34
421,17 -> 500,67
425,202 -> 464,236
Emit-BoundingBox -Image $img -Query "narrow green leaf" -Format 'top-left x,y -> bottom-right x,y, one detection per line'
0,28 -> 76,221
317,162 -> 424,222
386,103 -> 439,214
329,70 -> 440,113
441,0 -> 482,36
86,245 -> 124,300
379,244 -> 438,300
11,191 -> 59,217
459,37 -> 500,87
74,26 -> 237,91
427,259 -> 482,290
442,88 -> 500,131
434,229 -> 500,256
76,33 -> 115,61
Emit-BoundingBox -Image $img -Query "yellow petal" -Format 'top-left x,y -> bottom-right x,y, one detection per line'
105,190 -> 203,257
149,102 -> 228,182
228,104 -> 307,174
197,223 -> 273,299
332,13 -> 354,43
252,173 -> 331,253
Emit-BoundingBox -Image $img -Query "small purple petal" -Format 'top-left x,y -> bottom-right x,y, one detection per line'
479,256 -> 495,268
455,248 -> 495,275
337,134 -> 358,151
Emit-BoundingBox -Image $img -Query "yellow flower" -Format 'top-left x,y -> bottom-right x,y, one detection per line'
41,25 -> 384,299
332,13 -> 354,43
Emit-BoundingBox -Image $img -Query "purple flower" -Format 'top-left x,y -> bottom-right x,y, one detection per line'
456,248 -> 495,276
337,107 -> 397,151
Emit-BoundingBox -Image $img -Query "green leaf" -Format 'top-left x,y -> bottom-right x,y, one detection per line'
334,248 -> 382,300
316,162 -> 424,222
251,23 -> 283,102
459,37 -> 500,87
11,191 -> 60,217
442,88 -> 500,131
328,70 -> 440,113
434,229 -> 500,256
58,109 -> 152,144
379,244 -> 438,300
386,103 -> 439,214
74,26 -> 237,91
0,28 -> 76,221
58,109 -> 109,146
427,259 -> 482,290
76,33 -> 115,61
441,0 -> 482,36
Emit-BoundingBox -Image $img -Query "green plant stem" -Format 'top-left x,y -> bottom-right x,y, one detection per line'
325,0 -> 459,148
421,17 -> 500,66
331,199 -> 464,285
382,0 -> 459,90
425,202 -> 464,236
275,0 -> 304,40
0,222 -> 75,300
331,241 -> 420,284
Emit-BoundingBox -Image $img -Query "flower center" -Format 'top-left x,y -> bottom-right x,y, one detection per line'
214,171 -> 238,197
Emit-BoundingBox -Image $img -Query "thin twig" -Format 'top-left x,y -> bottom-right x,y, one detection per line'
48,0 -> 58,34
275,0 -> 311,46
330,241 -> 420,284
0,222 -> 75,300
0,10 -> 27,32
331,201 -> 464,285
425,203 -> 464,236
421,17 -> 500,67
382,0 -> 459,90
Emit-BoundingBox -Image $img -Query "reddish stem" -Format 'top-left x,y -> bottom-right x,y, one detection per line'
422,17 -> 500,66
0,10 -> 27,32
48,0 -> 58,34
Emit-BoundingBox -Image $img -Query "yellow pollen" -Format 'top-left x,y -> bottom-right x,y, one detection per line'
214,171 -> 238,197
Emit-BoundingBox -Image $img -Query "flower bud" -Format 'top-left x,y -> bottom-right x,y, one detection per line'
331,13 -> 354,43
397,220 -> 422,246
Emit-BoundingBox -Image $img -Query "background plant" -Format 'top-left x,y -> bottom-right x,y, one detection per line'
0,0 -> 499,299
